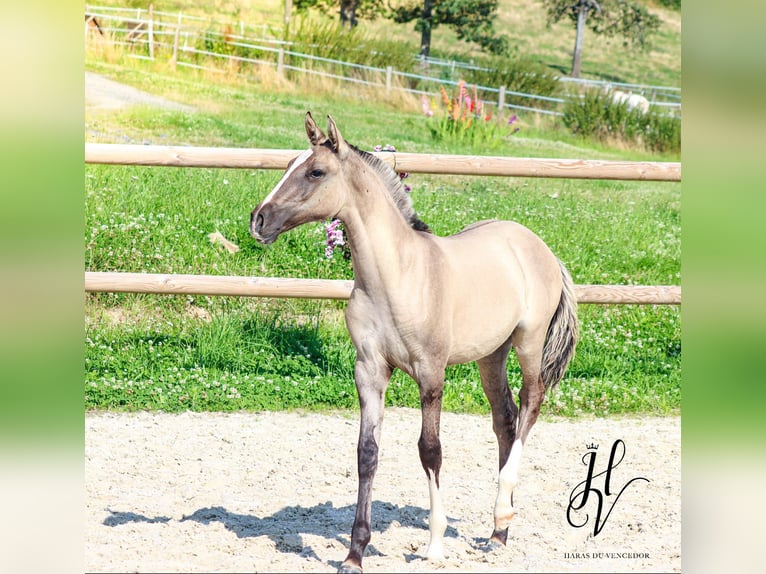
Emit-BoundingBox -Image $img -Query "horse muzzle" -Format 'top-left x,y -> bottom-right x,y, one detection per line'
250,206 -> 279,244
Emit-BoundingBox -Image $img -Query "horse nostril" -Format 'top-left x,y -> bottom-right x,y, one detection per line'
251,211 -> 265,236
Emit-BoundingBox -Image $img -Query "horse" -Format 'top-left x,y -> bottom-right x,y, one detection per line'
250,112 -> 578,573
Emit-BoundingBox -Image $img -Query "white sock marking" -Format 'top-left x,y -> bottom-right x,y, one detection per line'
494,439 -> 523,529
425,469 -> 447,560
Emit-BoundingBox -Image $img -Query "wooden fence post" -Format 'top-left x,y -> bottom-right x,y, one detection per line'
385,66 -> 392,92
147,4 -> 155,59
498,85 -> 506,114
277,47 -> 284,79
171,26 -> 180,69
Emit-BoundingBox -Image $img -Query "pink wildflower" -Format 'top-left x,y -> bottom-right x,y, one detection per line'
324,219 -> 345,258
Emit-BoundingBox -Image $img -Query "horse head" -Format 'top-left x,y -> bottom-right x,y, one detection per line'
250,112 -> 350,244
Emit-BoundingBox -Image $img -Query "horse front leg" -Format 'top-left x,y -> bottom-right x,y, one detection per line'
416,370 -> 448,561
339,357 -> 392,574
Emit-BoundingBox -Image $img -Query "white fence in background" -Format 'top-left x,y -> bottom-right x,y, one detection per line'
85,5 -> 681,118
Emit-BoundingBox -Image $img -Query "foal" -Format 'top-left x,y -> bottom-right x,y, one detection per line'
250,112 -> 578,573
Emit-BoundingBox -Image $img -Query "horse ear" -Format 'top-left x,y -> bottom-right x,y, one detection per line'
305,111 -> 327,146
326,115 -> 350,158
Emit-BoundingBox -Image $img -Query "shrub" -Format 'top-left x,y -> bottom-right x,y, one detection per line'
561,89 -> 680,153
463,53 -> 562,109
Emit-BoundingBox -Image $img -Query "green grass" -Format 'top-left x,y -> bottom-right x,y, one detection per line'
84,6 -> 680,418
93,0 -> 680,87
84,81 -> 680,418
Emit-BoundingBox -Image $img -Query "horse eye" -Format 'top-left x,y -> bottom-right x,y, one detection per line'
308,169 -> 324,179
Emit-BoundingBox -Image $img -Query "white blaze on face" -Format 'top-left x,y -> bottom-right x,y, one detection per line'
425,469 -> 447,560
494,438 -> 523,529
259,148 -> 313,207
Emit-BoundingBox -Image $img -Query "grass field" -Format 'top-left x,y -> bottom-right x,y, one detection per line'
90,0 -> 680,87
84,1 -> 680,418
84,76 -> 680,418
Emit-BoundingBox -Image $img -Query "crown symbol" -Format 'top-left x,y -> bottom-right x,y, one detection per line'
586,442 -> 599,450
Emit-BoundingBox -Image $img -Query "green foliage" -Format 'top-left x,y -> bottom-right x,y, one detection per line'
562,89 -> 680,153
392,0 -> 509,55
542,0 -> 661,49
461,53 -> 563,107
294,0 -> 388,24
285,14 -> 416,72
85,311 -> 359,411
656,0 -> 680,9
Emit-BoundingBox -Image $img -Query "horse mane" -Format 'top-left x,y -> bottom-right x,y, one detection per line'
348,144 -> 432,234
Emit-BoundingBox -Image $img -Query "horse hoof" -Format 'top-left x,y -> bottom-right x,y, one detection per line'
477,538 -> 505,554
480,529 -> 508,552
338,562 -> 363,574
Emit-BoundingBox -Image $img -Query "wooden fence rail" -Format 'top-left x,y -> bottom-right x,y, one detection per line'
85,272 -> 682,305
85,143 -> 682,181
85,144 -> 681,305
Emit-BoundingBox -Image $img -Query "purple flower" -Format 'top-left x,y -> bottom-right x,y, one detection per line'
398,171 -> 411,192
508,114 -> 518,125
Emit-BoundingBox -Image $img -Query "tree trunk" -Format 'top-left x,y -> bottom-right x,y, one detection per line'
340,0 -> 358,28
419,0 -> 434,57
571,5 -> 588,78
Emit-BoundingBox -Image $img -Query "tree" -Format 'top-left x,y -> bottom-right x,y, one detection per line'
542,0 -> 661,77
391,0 -> 509,57
295,0 -> 507,56
294,0 -> 386,28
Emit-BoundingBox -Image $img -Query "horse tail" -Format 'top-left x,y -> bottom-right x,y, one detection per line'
541,259 -> 579,390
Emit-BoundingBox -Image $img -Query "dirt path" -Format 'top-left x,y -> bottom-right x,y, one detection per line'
85,71 -> 194,111
85,409 -> 681,573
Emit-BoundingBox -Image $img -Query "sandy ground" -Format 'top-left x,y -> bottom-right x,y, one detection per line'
85,409 -> 681,573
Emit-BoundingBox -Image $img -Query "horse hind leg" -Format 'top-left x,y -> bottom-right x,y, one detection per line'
490,329 -> 548,542
477,339 -> 520,546
415,369 -> 449,561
